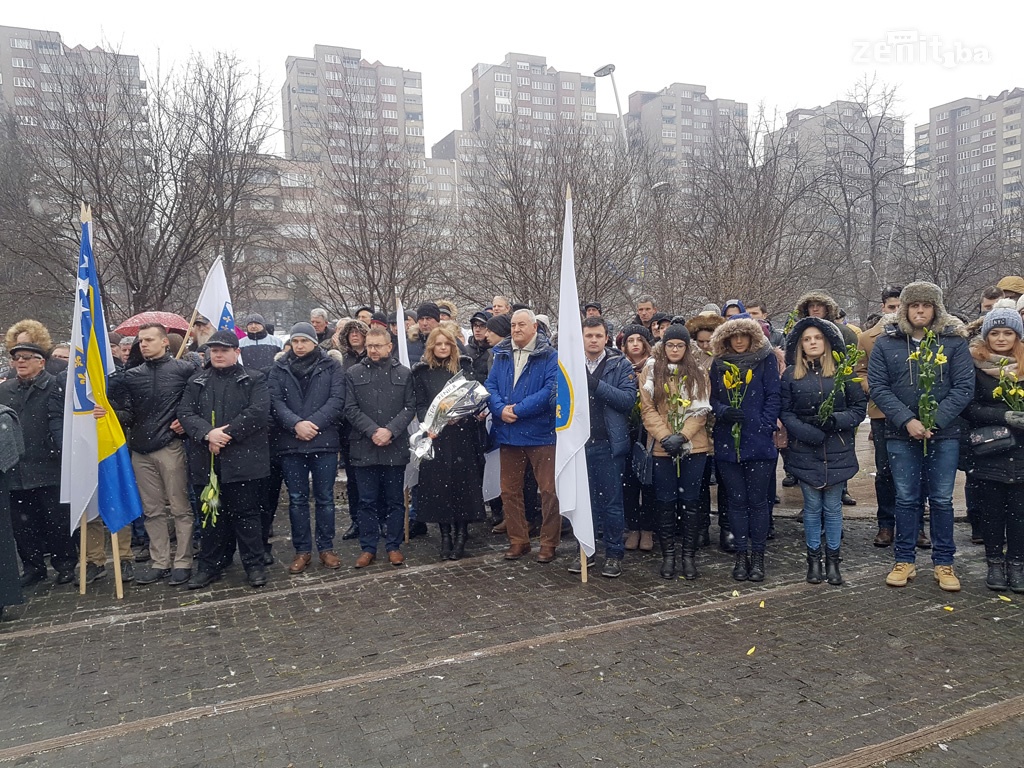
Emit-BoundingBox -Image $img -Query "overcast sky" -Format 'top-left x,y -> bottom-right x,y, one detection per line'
8,1 -> 1019,154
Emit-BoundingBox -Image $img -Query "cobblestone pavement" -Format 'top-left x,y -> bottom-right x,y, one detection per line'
1,512 -> 1020,767
879,716 -> 1024,767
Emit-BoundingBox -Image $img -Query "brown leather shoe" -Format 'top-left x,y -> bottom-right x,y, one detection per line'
288,552 -> 312,574
873,528 -> 894,547
491,520 -> 507,534
388,550 -> 405,567
503,543 -> 531,560
535,545 -> 557,563
319,551 -> 341,569
354,551 -> 375,568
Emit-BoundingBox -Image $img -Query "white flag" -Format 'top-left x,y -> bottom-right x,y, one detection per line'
195,256 -> 235,331
554,187 -> 596,557
396,290 -> 419,490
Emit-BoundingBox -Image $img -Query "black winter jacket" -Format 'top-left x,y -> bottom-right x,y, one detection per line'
267,349 -> 346,456
178,364 -> 271,485
964,369 -> 1024,483
345,356 -> 415,467
0,371 -> 64,490
780,362 -> 866,489
109,354 -> 197,454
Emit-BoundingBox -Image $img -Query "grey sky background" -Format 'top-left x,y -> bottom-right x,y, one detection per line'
8,1 -> 1018,153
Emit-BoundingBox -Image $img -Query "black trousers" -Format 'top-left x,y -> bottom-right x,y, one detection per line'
10,485 -> 75,574
258,458 -> 283,547
975,481 -> 1024,561
194,480 -> 265,573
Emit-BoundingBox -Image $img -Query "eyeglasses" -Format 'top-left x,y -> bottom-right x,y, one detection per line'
365,343 -> 388,350
11,354 -> 43,362
664,343 -> 688,351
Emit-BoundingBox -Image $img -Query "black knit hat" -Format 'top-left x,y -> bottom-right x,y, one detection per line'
661,324 -> 691,345
486,314 -> 512,338
470,310 -> 492,326
619,323 -> 653,345
416,302 -> 441,322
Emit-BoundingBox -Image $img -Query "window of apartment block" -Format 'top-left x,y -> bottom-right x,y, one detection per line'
533,96 -> 554,105
983,158 -> 996,167
495,88 -> 510,98
381,93 -> 397,102
383,126 -> 399,135
518,107 -> 532,116
12,58 -> 33,68
495,103 -> 512,113
14,96 -> 35,107
494,72 -> 511,83
382,109 -> 398,119
582,112 -> 596,121
16,115 -> 37,126
516,61 -> 530,70
518,77 -> 530,86
560,112 -> 574,120
562,96 -> 575,105
543,82 -> 554,91
405,111 -> 422,121
406,126 -> 424,136
323,54 -> 342,64
343,58 -> 360,69
581,97 -> 595,106
562,82 -> 575,90
937,126 -> 949,135
580,82 -> 595,92
12,77 -> 34,88
10,38 -> 33,49
380,77 -> 396,86
662,130 -> 676,138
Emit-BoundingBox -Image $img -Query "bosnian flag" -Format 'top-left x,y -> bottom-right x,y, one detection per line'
195,256 -> 235,332
61,204 -> 144,534
554,187 -> 596,558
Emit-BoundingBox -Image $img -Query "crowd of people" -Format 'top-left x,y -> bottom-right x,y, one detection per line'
3,275 -> 1024,615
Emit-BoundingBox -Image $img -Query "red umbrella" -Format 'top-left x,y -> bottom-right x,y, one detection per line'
113,311 -> 190,336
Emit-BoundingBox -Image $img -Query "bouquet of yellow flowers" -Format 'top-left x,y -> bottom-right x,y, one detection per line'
199,411 -> 220,529
722,362 -> 753,459
817,344 -> 865,423
664,371 -> 692,475
907,330 -> 946,455
992,359 -> 1024,411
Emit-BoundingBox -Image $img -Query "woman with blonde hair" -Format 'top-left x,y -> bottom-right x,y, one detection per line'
639,324 -> 712,580
780,317 -> 866,586
411,326 -> 486,560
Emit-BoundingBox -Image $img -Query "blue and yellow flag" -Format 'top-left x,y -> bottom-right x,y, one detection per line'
60,204 -> 143,533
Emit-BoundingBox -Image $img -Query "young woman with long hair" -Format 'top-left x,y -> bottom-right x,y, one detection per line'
619,324 -> 656,552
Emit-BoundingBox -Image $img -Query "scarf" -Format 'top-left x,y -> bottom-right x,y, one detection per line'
973,348 -> 1019,380
640,358 -> 712,417
289,347 -> 322,394
716,345 -> 771,372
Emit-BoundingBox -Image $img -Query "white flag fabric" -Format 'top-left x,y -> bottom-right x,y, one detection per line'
554,188 -> 596,557
195,256 -> 235,332
396,290 -> 419,490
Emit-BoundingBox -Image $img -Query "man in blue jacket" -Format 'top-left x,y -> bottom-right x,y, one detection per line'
868,282 -> 974,592
485,309 -> 561,563
569,317 -> 637,578
268,322 -> 346,575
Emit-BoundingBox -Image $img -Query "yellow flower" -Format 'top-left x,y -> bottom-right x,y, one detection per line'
682,399 -> 692,408
935,354 -> 948,366
851,377 -> 863,383
745,369 -> 753,384
723,372 -> 735,389
832,350 -> 842,363
994,386 -> 1004,399
908,351 -> 920,361
843,366 -> 853,376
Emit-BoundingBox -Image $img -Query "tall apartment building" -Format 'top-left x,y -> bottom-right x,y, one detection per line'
912,87 -> 1024,226
627,83 -> 747,167
0,24 -> 144,130
282,45 -> 425,165
772,100 -> 905,171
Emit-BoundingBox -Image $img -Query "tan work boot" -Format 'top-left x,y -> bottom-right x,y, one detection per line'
934,565 -> 961,592
624,530 -> 640,550
885,562 -> 917,587
639,530 -> 655,551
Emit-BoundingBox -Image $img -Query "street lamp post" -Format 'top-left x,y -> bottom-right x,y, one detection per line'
594,63 -> 627,145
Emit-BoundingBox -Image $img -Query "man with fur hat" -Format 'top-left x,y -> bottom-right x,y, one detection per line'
868,282 -> 974,592
997,276 -> 1024,301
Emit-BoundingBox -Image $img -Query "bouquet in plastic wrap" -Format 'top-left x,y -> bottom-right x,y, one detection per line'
409,372 -> 490,461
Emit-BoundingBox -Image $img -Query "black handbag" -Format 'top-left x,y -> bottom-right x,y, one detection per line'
631,434 -> 654,485
968,424 -> 1017,456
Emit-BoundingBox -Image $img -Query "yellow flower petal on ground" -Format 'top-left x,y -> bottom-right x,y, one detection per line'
943,606 -> 954,612
731,589 -> 740,597
998,595 -> 1012,602
747,646 -> 756,655
758,600 -> 765,609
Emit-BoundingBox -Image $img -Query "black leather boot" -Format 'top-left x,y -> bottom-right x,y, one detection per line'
1007,560 -> 1024,593
748,551 -> 765,582
986,558 -> 1008,591
825,548 -> 843,586
806,547 -> 823,584
732,551 -> 749,581
439,524 -> 453,560
656,501 -> 676,580
680,507 -> 701,580
451,522 -> 468,560
719,512 -> 737,553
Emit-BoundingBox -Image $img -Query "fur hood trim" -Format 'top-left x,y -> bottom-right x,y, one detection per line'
337,319 -> 369,357
709,318 -> 769,357
685,314 -> 726,337
795,291 -> 842,322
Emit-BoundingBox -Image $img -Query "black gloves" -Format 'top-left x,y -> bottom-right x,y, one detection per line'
720,407 -> 745,425
818,415 -> 838,432
661,434 -> 688,456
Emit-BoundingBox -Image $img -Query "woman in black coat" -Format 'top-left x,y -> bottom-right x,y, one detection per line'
780,317 -> 866,586
0,406 -> 24,616
412,326 -> 486,560
964,307 -> 1024,592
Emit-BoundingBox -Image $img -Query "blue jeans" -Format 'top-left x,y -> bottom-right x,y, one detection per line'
584,441 -> 626,559
718,460 -> 774,553
281,452 -> 338,554
887,438 -> 958,565
353,465 -> 405,554
799,482 -> 844,551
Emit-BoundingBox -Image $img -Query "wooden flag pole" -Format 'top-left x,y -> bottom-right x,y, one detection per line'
78,517 -> 88,595
580,549 -> 588,583
176,308 -> 200,359
110,530 -> 124,599
403,488 -> 410,543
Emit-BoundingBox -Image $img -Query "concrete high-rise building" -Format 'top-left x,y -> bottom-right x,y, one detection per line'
0,24 -> 144,131
627,83 -> 747,167
282,45 -> 425,165
912,87 -> 1023,226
